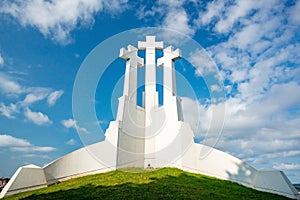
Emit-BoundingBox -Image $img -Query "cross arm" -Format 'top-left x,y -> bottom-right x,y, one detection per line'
119,45 -> 144,67
138,36 -> 163,50
157,46 -> 181,67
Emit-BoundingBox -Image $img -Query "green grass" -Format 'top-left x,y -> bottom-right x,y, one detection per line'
4,168 -> 289,200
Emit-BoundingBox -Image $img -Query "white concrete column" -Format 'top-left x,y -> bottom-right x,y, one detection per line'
157,46 -> 181,103
138,36 -> 163,111
138,36 -> 163,126
119,45 -> 144,104
138,36 -> 163,168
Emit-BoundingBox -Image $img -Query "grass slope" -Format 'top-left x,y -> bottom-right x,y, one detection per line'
4,168 -> 290,200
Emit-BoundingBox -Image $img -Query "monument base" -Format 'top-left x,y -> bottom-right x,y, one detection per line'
1,119 -> 299,199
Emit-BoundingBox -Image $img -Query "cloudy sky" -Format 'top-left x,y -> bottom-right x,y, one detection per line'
0,0 -> 299,183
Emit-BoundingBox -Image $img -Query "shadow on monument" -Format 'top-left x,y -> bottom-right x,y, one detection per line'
18,169 -> 289,200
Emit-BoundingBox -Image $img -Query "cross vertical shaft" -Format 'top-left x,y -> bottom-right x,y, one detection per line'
119,45 -> 144,104
138,36 -> 163,112
138,36 -> 163,167
157,46 -> 181,103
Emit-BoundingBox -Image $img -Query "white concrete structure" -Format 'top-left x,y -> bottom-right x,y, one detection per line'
1,36 -> 299,199
0,164 -> 47,198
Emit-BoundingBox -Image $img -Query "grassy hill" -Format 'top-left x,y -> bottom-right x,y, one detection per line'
4,168 -> 290,200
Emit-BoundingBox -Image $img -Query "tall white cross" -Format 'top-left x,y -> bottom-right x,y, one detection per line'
138,36 -> 163,167
138,36 -> 163,119
119,45 -> 144,105
157,46 -> 181,103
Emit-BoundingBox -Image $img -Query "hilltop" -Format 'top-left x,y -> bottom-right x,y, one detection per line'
4,168 -> 289,200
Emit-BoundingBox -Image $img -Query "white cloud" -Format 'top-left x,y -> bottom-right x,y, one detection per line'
11,146 -> 55,152
0,72 -> 55,102
23,154 -> 50,159
214,0 -> 257,33
61,118 -> 89,134
289,0 -> 300,25
74,53 -> 80,58
188,48 -> 217,76
181,97 -> 225,141
0,134 -> 30,147
198,0 -> 300,115
195,0 -> 225,26
66,138 -> 76,146
22,88 -> 51,106
0,134 -> 55,152
61,118 -> 77,128
181,81 -> 300,158
181,97 -> 202,134
0,71 -> 63,124
24,108 -> 52,126
161,8 -> 194,38
0,72 -> 23,95
0,103 -> 18,119
232,23 -> 262,50
96,120 -> 108,125
210,84 -> 221,92
262,151 -> 300,160
0,0 -> 128,44
137,0 -> 195,41
0,54 -> 4,66
274,163 -> 300,171
47,90 -> 64,106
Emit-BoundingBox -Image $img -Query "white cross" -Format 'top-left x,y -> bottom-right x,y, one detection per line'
120,45 -> 144,67
119,45 -> 144,104
138,36 -> 163,50
157,46 -> 181,101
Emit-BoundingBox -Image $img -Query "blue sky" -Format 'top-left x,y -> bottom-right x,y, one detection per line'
0,0 -> 300,183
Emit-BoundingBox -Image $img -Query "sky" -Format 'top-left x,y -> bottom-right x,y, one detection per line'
0,0 -> 299,183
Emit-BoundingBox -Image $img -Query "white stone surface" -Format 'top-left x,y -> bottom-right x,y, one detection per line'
178,143 -> 300,199
0,164 -> 47,198
1,36 -> 299,199
157,46 -> 181,101
138,36 -> 163,168
119,45 -> 144,105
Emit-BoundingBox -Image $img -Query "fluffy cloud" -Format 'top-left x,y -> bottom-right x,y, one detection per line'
66,138 -> 76,146
61,118 -> 89,134
0,103 -> 18,119
178,1 -> 300,172
181,82 -> 300,166
288,0 -> 300,25
0,72 -> 63,124
0,134 -> 55,152
274,163 -> 300,171
137,0 -> 195,41
195,0 -> 225,26
0,134 -> 30,147
0,72 -> 23,95
188,48 -> 217,76
24,108 -> 52,126
47,90 -> 64,106
161,7 -> 194,38
0,0 -> 128,44
214,0 -> 258,33
22,88 -> 51,106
